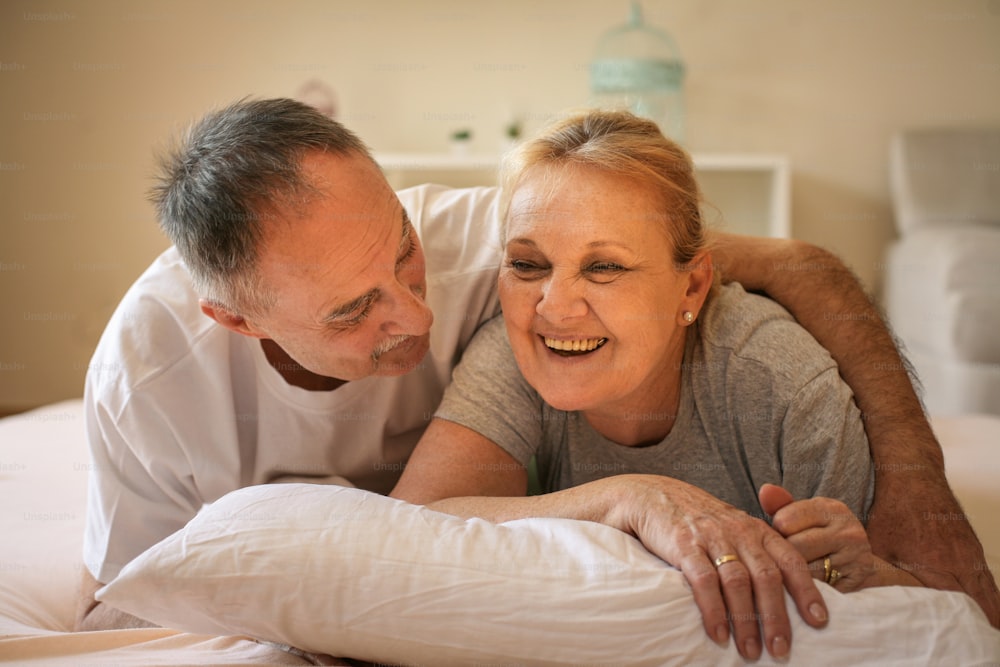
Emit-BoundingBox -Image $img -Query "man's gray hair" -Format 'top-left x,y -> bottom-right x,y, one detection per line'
150,97 -> 372,314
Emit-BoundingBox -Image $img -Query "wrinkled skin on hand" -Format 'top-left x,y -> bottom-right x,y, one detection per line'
865,472 -> 1000,627
609,475 -> 829,661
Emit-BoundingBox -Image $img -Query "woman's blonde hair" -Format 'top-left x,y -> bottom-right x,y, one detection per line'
499,109 -> 705,268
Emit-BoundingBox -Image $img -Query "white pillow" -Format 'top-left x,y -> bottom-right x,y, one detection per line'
97,483 -> 1000,666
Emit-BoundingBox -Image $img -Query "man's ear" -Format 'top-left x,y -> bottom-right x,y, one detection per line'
199,299 -> 267,339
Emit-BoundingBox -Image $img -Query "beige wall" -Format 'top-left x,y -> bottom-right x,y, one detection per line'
1,0 -> 998,412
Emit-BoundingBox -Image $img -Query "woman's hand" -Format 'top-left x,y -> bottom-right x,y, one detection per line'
759,484 -> 923,590
759,484 -> 879,591
603,475 -> 829,661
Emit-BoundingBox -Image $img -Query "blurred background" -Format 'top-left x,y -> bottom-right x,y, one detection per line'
1,0 -> 998,414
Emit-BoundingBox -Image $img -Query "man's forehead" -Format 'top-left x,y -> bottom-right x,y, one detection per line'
257,163 -> 407,278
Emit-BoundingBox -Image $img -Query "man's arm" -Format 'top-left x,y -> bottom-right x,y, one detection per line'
713,232 -> 1000,627
76,568 -> 156,631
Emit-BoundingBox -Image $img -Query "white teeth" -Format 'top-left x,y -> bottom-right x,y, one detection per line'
543,336 -> 607,352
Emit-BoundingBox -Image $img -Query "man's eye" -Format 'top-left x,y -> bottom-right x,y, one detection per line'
397,237 -> 417,267
328,300 -> 375,330
329,312 -> 367,330
340,307 -> 371,326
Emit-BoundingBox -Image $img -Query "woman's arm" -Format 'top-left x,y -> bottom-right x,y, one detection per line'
393,419 -> 828,662
713,232 -> 999,626
391,418 -> 529,504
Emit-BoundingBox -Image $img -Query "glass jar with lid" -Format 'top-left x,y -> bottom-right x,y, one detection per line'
590,1 -> 686,142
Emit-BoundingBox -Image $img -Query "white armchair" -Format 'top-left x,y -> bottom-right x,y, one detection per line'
884,127 -> 1000,416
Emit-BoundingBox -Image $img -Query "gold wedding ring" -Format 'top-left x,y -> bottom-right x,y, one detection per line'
823,556 -> 842,585
714,554 -> 740,568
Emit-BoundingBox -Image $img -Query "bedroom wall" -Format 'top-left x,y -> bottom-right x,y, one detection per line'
1,0 -> 998,414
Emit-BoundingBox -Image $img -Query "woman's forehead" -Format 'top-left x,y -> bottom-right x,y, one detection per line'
510,167 -> 663,221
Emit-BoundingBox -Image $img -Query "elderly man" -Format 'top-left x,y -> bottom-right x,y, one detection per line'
78,98 -> 998,650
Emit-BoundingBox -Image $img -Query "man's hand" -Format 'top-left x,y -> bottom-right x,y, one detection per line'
866,468 -> 1000,626
602,475 -> 829,661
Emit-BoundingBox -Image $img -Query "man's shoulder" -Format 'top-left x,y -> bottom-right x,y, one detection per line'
397,184 -> 502,276
87,247 -> 229,395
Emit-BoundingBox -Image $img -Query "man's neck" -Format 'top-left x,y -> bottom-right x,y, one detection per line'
259,339 -> 347,392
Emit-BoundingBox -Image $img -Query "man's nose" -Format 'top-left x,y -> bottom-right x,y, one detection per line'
383,279 -> 434,336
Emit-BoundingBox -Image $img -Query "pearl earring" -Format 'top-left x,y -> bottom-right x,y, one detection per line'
683,311 -> 694,323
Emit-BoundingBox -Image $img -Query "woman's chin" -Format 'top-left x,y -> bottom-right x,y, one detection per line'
536,387 -> 597,413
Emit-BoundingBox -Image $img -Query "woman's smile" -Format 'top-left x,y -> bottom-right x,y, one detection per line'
540,334 -> 608,357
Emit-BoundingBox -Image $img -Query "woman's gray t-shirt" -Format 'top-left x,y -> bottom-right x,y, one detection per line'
435,282 -> 874,522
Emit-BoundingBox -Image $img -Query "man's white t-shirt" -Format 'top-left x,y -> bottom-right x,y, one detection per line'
84,184 -> 503,583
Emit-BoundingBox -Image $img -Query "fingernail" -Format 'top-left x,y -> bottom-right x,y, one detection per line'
743,637 -> 760,660
810,602 -> 828,623
772,635 -> 789,658
714,624 -> 729,646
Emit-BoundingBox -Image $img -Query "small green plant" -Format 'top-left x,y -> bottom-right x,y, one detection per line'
505,120 -> 522,140
451,129 -> 472,141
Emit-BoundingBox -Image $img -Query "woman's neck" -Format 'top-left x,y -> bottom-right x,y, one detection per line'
582,356 -> 684,447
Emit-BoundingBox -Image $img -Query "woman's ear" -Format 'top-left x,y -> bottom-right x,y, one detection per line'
199,299 -> 268,339
678,250 -> 714,325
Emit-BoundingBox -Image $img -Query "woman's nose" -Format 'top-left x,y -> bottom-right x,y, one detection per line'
535,274 -> 588,321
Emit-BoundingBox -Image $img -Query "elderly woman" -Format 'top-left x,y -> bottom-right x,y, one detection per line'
392,109 -> 922,660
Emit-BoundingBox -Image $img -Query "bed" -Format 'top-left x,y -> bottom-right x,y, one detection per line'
2,399 -> 999,665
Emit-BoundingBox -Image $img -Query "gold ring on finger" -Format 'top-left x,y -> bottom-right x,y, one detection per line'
823,556 -> 841,585
714,554 -> 740,568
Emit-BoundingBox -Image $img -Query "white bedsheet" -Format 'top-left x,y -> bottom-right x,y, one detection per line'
0,400 -> 313,665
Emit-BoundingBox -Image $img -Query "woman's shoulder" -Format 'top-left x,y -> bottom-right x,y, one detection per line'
701,282 -> 793,337
699,282 -> 837,384
459,314 -> 520,372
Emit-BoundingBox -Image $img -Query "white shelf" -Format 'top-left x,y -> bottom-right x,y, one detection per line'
375,152 -> 791,238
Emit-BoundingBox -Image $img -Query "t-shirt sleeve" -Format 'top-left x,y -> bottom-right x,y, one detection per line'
776,367 -> 875,522
705,286 -> 874,522
434,315 -> 543,467
84,391 -> 202,583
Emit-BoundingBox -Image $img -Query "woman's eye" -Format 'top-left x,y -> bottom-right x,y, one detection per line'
587,261 -> 626,273
508,259 -> 543,273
